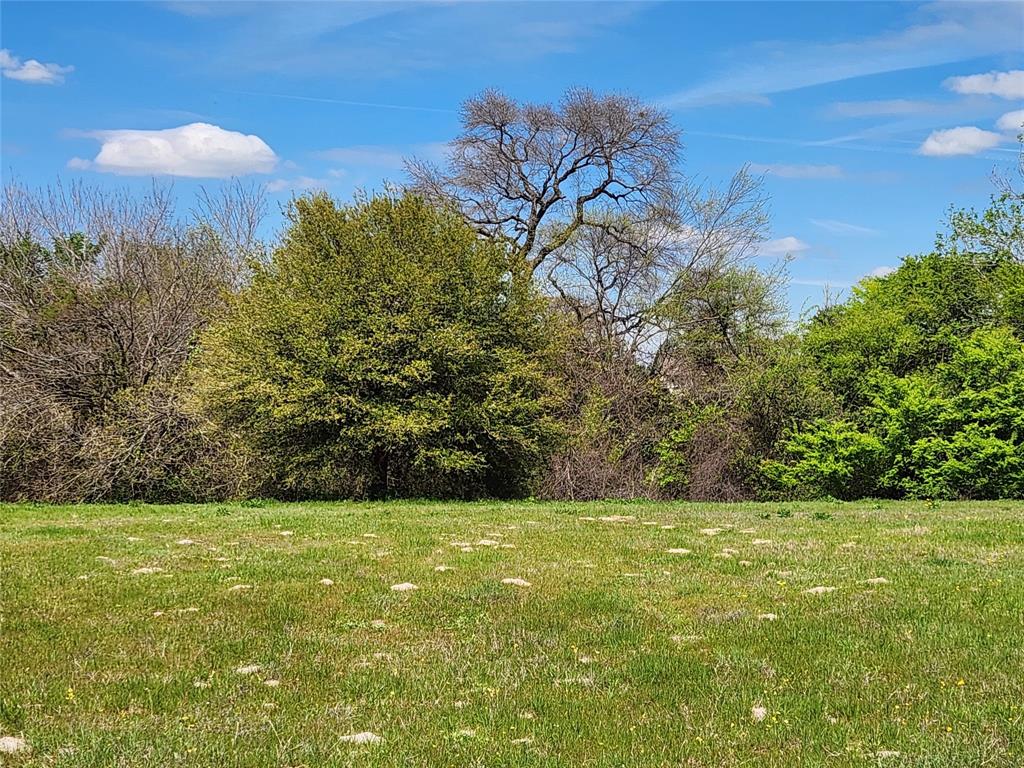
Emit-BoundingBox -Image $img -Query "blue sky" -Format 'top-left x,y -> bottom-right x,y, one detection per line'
2,0 -> 1022,311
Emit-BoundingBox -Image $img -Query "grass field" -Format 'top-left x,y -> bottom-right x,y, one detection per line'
1,500 -> 1022,767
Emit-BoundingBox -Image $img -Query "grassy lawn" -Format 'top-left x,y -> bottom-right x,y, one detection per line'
1,500 -> 1022,767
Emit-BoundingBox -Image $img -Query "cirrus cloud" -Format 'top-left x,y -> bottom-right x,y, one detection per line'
749,163 -> 844,179
811,218 -> 880,236
0,49 -> 73,84
826,99 -> 937,119
918,126 -> 1003,157
265,176 -> 330,193
68,123 -> 278,178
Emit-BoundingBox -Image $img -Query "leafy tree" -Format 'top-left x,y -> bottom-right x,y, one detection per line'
194,191 -> 560,499
803,249 -> 1023,409
871,327 -> 1024,498
647,263 -> 833,499
767,181 -> 1024,500
766,327 -> 1024,500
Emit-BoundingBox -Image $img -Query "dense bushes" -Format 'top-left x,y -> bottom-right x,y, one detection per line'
764,185 -> 1024,500
766,326 -> 1024,499
2,96 -> 1021,502
0,182 -> 259,502
193,192 -> 560,499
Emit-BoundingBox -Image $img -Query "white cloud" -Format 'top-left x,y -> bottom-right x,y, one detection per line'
918,126 -> 1003,157
760,236 -> 810,255
810,218 -> 880,236
996,110 -> 1024,134
944,69 -> 1024,99
750,163 -> 843,179
867,265 -> 896,278
0,49 -> 73,84
826,99 -> 937,119
69,123 -> 277,178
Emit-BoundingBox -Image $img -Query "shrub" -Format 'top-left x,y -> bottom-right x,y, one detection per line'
0,181 -> 260,502
767,326 -> 1024,500
761,420 -> 887,500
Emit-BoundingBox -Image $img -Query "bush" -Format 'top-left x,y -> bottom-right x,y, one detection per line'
0,181 -> 259,502
803,249 -> 1023,409
762,420 -> 887,500
194,192 -> 560,499
875,327 -> 1024,498
767,326 -> 1024,500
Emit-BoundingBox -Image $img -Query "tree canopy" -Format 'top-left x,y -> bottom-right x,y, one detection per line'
194,191 -> 560,499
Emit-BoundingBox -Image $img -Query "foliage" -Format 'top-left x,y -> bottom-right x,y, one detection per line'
763,173 -> 1024,501
803,249 -> 1023,409
871,327 -> 1024,499
761,419 -> 887,500
767,327 -> 1024,500
539,333 -> 676,500
194,191 -> 560,500
648,264 -> 833,500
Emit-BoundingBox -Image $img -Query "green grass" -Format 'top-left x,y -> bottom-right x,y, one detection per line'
1,500 -> 1022,767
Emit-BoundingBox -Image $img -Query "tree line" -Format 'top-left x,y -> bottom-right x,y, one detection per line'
2,89 -> 1022,503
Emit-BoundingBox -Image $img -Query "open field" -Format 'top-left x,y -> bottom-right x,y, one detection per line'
1,500 -> 1022,767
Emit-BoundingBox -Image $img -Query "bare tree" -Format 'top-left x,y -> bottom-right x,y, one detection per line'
545,167 -> 771,364
0,179 -> 265,501
410,91 -> 778,504
407,88 -> 680,272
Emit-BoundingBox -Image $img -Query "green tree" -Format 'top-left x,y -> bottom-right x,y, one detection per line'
766,182 -> 1024,500
803,249 -> 1022,409
194,191 -> 560,499
649,264 -> 832,499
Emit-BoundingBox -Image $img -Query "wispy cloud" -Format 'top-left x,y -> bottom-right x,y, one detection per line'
266,176 -> 331,194
162,2 -> 645,79
826,99 -> 939,119
230,90 -> 455,115
659,2 -> 1021,108
750,163 -> 844,179
792,277 -> 853,289
688,126 -> 1004,163
811,219 -> 881,236
316,142 -> 448,170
